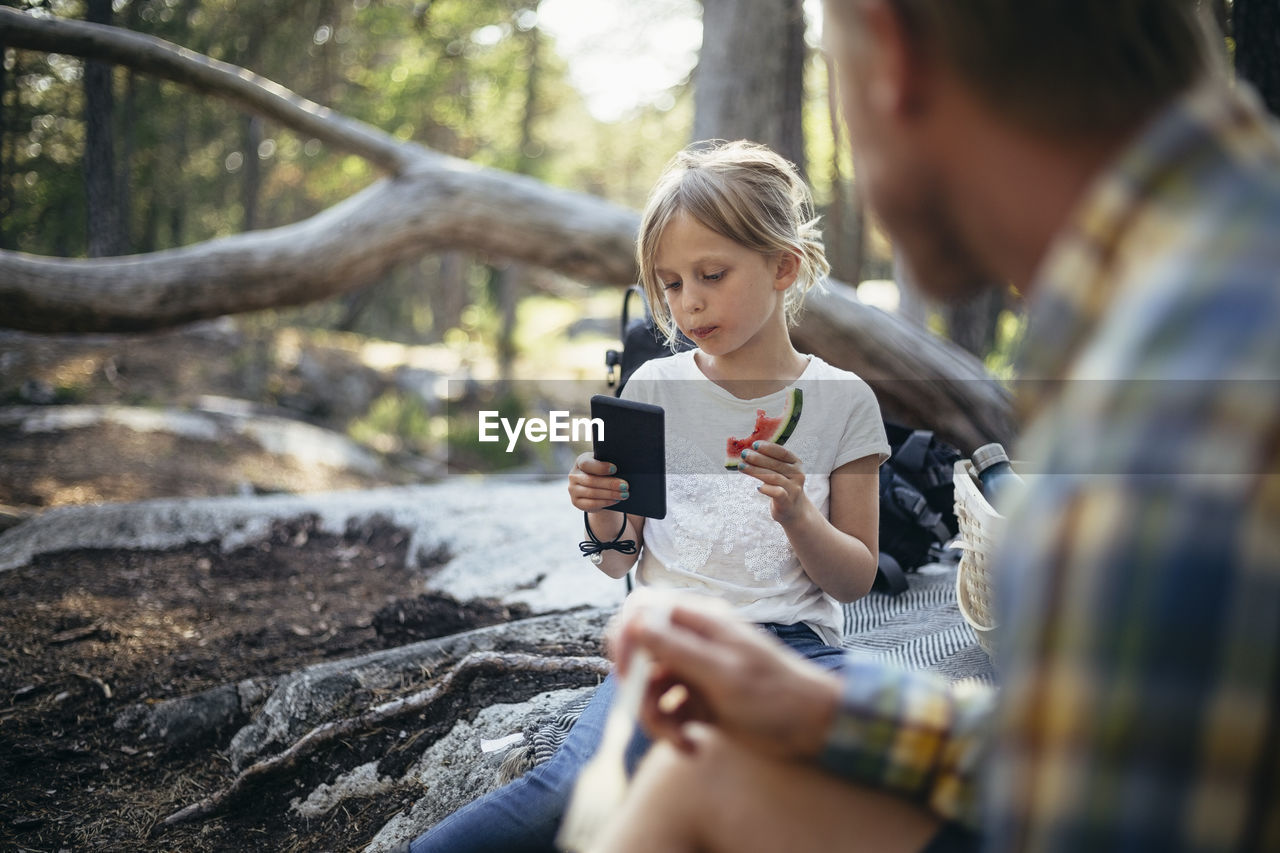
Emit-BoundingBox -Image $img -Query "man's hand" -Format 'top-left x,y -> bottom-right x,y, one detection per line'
611,590 -> 843,762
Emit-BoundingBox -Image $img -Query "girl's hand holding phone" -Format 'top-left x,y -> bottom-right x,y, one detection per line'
568,451 -> 630,512
736,441 -> 812,524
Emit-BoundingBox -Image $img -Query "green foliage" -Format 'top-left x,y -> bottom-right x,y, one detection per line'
983,308 -> 1028,381
2,0 -> 688,257
349,389 -> 434,454
2,0 -> 894,390
444,388 -> 533,472
3,45 -> 88,253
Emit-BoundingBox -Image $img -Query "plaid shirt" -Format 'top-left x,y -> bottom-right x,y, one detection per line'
820,78 -> 1280,851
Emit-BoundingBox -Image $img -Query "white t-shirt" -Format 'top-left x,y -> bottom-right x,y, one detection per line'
622,351 -> 889,644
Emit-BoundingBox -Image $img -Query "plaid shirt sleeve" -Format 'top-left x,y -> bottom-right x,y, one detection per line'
818,657 -> 996,829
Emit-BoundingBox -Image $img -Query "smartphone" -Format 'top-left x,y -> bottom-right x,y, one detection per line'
589,394 -> 666,519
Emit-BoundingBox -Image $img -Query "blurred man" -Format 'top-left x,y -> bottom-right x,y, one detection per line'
596,1 -> 1280,851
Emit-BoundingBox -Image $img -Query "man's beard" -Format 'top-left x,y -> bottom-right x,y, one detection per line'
875,170 -> 996,304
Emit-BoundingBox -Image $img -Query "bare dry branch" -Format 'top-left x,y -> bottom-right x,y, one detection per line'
0,161 -> 641,332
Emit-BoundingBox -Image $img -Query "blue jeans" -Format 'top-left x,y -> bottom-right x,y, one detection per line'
408,622 -> 846,853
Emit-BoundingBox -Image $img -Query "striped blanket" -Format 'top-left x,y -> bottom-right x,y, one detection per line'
841,561 -> 996,684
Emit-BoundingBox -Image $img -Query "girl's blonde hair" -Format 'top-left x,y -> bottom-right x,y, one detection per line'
637,140 -> 830,347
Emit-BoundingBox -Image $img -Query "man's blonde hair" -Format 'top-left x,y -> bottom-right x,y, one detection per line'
636,140 -> 830,348
830,0 -> 1217,137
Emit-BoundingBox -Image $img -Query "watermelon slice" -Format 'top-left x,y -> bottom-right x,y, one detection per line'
724,387 -> 803,469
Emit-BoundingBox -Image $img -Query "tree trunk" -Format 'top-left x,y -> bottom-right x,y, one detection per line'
493,263 -> 520,385
335,283 -> 380,333
168,98 -> 189,247
692,0 -> 806,172
823,56 -> 864,285
116,0 -> 143,251
1234,0 -> 1280,117
493,21 -> 546,385
893,249 -> 930,327
0,160 -> 642,332
778,0 -> 807,178
83,0 -> 127,257
0,34 -> 10,251
942,286 -> 1006,359
236,22 -> 263,232
242,115 -> 263,231
141,178 -> 160,252
119,69 -> 138,249
432,252 -> 468,342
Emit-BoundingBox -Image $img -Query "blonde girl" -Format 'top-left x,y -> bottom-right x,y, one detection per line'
409,140 -> 889,853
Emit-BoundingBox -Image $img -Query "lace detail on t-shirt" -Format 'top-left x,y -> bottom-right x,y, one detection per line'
662,433 -> 822,585
740,434 -> 820,583
664,433 -> 722,573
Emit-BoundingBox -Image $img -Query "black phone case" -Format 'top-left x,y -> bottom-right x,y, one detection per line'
590,394 -> 666,519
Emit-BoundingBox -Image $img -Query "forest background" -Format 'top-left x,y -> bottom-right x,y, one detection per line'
3,0 -> 1273,486
0,0 -> 1032,492
0,1 -> 1277,850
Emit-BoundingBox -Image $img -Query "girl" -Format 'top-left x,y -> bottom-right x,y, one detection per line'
408,140 -> 889,853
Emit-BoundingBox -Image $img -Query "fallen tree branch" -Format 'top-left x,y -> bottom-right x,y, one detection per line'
161,651 -> 610,827
0,9 -> 640,333
794,281 -> 1017,450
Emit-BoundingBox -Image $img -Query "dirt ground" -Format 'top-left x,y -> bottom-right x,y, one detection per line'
0,326 -> 563,851
0,514 -> 547,851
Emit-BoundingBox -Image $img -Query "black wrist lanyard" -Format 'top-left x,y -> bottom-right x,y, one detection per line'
579,511 -> 637,564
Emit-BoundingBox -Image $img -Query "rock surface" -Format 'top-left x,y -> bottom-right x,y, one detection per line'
0,480 -> 626,614
362,686 -> 596,852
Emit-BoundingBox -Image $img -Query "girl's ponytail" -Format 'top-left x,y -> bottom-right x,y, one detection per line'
787,214 -> 831,326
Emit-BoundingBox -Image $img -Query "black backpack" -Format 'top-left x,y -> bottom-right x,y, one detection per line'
874,424 -> 961,595
603,288 -> 960,595
605,286 -> 694,395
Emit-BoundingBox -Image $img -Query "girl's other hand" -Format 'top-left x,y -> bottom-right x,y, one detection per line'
568,451 -> 630,512
737,441 -> 810,524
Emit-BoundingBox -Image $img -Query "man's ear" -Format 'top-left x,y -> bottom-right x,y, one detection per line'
773,251 -> 801,290
855,0 -> 929,120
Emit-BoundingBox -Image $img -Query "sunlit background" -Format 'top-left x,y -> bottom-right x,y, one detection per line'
1,0 -> 1020,494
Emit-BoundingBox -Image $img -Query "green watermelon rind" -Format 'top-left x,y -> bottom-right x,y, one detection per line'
723,387 -> 803,469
